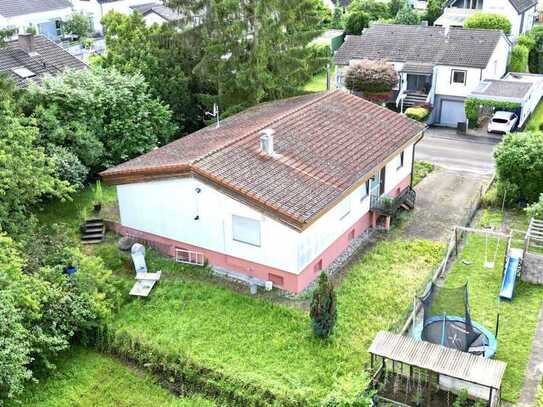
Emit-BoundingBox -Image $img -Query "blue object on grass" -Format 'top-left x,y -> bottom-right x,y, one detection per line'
499,254 -> 520,301
65,266 -> 77,275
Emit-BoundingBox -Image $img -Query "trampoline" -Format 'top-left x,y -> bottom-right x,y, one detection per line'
413,282 -> 497,358
413,316 -> 497,358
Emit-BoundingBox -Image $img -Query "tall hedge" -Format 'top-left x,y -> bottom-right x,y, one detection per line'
464,98 -> 521,128
464,12 -> 512,34
509,44 -> 530,72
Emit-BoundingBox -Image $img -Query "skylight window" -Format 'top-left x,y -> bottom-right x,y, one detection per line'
11,67 -> 36,79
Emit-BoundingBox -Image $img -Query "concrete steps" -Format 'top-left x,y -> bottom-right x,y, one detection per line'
81,218 -> 105,244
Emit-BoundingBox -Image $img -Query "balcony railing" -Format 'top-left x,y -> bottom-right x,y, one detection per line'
370,186 -> 416,216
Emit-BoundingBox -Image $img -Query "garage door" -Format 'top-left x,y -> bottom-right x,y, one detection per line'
440,100 -> 466,127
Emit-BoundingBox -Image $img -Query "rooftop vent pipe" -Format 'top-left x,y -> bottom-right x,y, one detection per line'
259,128 -> 275,156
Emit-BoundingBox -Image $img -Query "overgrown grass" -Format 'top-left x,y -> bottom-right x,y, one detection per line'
111,239 -> 443,401
444,210 -> 543,402
526,100 -> 543,132
303,70 -> 328,93
37,183 -> 118,233
413,161 -> 434,186
11,347 -> 214,407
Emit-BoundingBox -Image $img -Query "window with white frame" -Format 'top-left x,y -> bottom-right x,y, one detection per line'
451,69 -> 466,85
360,180 -> 370,201
232,215 -> 261,246
397,151 -> 405,170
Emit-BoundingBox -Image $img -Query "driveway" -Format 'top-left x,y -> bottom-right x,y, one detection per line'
416,127 -> 500,175
401,127 -> 498,241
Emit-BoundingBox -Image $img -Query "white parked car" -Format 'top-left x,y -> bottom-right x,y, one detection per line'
487,111 -> 518,134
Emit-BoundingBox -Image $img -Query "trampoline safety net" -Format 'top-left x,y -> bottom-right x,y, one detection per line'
419,282 -> 482,353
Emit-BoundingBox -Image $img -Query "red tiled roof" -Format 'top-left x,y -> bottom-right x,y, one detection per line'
101,90 -> 425,229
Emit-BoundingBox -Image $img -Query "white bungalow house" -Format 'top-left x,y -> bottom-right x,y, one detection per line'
101,91 -> 424,293
0,0 -> 73,41
434,0 -> 537,37
334,24 -> 511,128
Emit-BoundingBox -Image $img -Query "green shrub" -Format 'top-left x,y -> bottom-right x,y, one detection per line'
344,59 -> 398,93
344,11 -> 370,35
525,193 -> 543,219
517,33 -> 535,51
509,44 -> 529,72
495,132 -> 543,204
347,0 -> 390,20
425,0 -> 446,24
405,106 -> 430,121
49,145 -> 89,190
464,12 -> 512,34
394,4 -> 421,25
310,273 -> 337,339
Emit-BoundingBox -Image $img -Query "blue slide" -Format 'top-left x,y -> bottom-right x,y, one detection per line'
499,254 -> 520,300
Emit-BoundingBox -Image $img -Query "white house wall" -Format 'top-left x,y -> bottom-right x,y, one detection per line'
434,66 -> 482,98
117,177 -> 300,274
0,8 -> 72,36
483,0 -> 522,36
481,36 -> 510,80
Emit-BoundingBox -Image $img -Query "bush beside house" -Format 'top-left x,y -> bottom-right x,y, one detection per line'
464,12 -> 512,35
509,45 -> 530,72
465,98 -> 521,128
344,59 -> 398,103
405,106 -> 430,121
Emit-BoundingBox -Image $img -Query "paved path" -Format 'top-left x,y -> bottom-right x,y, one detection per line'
416,127 -> 500,175
401,167 -> 492,241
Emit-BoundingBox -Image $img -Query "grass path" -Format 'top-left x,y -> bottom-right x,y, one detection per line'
10,347 -> 214,407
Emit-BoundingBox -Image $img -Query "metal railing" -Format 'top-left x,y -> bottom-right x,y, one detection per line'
370,187 -> 416,217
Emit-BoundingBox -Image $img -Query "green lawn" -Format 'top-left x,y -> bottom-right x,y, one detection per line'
37,182 -> 118,233
11,347 -> 214,407
526,100 -> 543,132
303,70 -> 328,93
444,210 -> 543,402
112,239 -> 443,402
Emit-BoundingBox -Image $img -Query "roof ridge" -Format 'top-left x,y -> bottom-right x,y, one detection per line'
191,91 -> 336,166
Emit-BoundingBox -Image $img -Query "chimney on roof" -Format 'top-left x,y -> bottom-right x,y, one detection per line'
18,33 -> 36,56
259,128 -> 275,156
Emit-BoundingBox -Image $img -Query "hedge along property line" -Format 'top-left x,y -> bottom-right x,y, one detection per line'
465,98 -> 522,128
92,325 -> 309,407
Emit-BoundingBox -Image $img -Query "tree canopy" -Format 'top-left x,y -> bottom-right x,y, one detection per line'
26,68 -> 177,175
345,11 -> 370,34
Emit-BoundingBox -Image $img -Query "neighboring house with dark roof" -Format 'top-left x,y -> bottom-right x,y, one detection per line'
435,0 -> 537,37
334,24 -> 511,127
0,33 -> 87,87
70,0 -> 164,34
0,0 -> 73,41
131,3 -> 185,26
101,90 -> 424,293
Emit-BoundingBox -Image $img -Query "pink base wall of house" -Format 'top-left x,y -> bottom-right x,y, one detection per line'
108,174 -> 412,293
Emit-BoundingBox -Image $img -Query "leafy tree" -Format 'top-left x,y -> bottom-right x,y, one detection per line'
344,59 -> 398,93
529,26 -> 543,73
525,193 -> 543,219
495,132 -> 543,204
27,68 -> 176,174
345,11 -> 370,34
509,44 -> 529,72
167,0 -> 327,115
517,32 -> 535,50
331,1 -> 344,29
100,11 -> 213,133
347,0 -> 391,20
389,0 -> 408,18
464,12 -> 512,34
310,273 -> 337,338
395,4 -> 421,25
0,97 -> 70,236
63,12 -> 93,38
425,0 -> 446,25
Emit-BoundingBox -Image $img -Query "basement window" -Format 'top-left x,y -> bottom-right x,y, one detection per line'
232,215 -> 261,247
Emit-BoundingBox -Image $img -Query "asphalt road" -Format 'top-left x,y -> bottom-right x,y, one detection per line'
416,127 -> 500,175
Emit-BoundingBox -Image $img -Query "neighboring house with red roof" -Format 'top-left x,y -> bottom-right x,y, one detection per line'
101,90 -> 425,293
